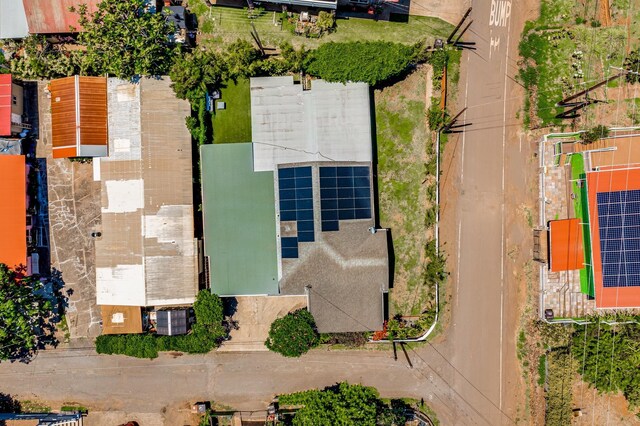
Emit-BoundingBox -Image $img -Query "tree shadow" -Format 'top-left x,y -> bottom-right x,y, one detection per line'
9,268 -> 70,363
0,393 -> 21,413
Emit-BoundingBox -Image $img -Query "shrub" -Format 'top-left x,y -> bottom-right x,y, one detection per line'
304,41 -> 420,86
581,124 -> 609,144
265,309 -> 320,357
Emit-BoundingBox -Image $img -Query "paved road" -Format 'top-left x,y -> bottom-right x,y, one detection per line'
0,2 -> 532,425
439,0 -> 532,424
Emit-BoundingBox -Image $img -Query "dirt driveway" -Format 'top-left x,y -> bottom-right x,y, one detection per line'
36,82 -> 102,339
219,295 -> 308,352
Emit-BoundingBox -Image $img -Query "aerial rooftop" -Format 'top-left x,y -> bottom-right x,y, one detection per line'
201,143 -> 280,296
95,77 -> 198,307
250,77 -> 373,172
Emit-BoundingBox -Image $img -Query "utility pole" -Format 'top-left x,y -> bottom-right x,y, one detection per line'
447,7 -> 475,50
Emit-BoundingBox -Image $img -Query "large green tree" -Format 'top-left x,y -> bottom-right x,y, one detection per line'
0,264 -> 57,361
169,49 -> 227,103
74,0 -> 178,78
279,382 -> 408,425
265,309 -> 319,357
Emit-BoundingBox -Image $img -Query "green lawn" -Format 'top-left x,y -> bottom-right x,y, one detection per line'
212,78 -> 252,144
570,154 -> 595,296
189,1 -> 452,49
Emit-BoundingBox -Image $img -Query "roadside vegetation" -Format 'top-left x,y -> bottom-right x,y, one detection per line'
375,49 -> 458,329
277,382 -> 435,425
95,291 -> 226,359
518,0 -> 631,128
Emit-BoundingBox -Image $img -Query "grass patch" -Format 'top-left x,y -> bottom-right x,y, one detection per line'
569,154 -> 594,296
20,400 -> 51,413
537,354 -> 547,387
212,78 -> 252,144
191,2 -> 452,49
61,405 -> 88,413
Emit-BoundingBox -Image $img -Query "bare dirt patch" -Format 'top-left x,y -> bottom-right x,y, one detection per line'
573,379 -> 640,425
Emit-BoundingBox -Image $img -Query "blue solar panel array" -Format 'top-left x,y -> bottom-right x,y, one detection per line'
278,166 -> 315,259
596,189 -> 640,287
320,166 -> 372,232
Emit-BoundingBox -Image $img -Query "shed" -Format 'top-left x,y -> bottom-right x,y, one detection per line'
156,309 -> 189,336
549,219 -> 584,272
100,305 -> 143,335
50,75 -> 108,158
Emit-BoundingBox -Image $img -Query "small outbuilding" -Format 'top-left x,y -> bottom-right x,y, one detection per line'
156,309 -> 190,336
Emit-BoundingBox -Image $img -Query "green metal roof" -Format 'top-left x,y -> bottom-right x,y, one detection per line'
200,143 -> 279,295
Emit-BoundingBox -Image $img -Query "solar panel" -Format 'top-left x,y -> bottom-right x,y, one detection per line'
596,189 -> 640,287
319,166 -> 372,232
278,167 -> 315,259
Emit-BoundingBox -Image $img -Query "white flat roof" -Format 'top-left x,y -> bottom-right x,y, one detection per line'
250,77 -> 373,171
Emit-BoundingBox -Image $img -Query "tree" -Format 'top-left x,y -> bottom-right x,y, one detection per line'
74,0 -> 178,78
2,35 -> 80,80
304,41 -> 421,86
278,382 -> 400,425
265,309 -> 319,357
623,49 -> 640,84
170,49 -> 227,102
279,42 -> 309,73
0,264 -> 58,361
581,124 -> 609,144
223,40 -> 261,79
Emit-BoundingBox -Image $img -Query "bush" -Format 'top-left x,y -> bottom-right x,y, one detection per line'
95,291 -> 227,359
581,124 -> 609,144
304,41 -> 420,86
265,309 -> 320,357
279,382 -> 409,425
427,100 -> 445,131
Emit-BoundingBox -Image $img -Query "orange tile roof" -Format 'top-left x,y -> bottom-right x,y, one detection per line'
549,219 -> 584,272
0,155 -> 26,270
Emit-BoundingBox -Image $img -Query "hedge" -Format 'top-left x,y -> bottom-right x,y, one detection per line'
304,41 -> 420,86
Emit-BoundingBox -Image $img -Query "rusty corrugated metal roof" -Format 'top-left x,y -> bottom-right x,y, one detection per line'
22,0 -> 99,34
